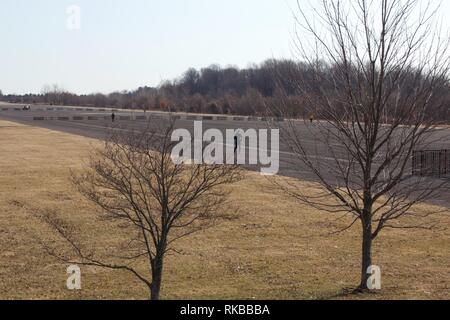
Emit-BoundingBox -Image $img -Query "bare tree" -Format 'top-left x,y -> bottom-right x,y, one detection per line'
39,119 -> 242,300
271,0 -> 450,291
41,84 -> 67,105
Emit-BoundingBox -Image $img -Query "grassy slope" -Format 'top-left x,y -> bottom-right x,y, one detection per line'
0,120 -> 449,300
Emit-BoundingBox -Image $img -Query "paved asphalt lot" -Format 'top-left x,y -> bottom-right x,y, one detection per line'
1,103 -> 449,206
0,103 -> 341,180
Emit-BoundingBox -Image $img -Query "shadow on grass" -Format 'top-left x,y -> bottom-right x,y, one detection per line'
319,287 -> 383,300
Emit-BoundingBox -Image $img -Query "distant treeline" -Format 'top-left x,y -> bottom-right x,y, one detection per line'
1,59 -> 301,116
1,59 -> 449,120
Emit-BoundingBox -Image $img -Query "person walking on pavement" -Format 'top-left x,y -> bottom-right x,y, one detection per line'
234,131 -> 243,153
111,112 -> 116,123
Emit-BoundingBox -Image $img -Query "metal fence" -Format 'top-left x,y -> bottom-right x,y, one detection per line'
412,150 -> 450,177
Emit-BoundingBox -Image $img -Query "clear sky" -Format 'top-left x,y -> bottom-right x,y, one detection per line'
0,0 -> 448,95
0,0 -> 298,94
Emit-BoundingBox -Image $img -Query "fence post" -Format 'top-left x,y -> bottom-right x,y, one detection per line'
445,150 -> 447,175
420,151 -> 424,177
438,151 -> 442,178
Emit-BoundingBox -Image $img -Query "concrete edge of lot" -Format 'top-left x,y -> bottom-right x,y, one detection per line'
1,103 -> 286,122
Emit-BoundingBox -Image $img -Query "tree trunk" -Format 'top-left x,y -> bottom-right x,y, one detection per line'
359,212 -> 373,290
150,257 -> 164,300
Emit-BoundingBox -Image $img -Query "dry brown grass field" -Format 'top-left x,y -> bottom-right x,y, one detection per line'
0,120 -> 449,300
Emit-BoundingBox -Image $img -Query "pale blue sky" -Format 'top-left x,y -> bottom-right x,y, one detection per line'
0,0 -> 448,95
0,0 -> 298,94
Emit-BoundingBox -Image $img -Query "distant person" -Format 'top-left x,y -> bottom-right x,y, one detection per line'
111,112 -> 116,122
309,115 -> 315,123
234,132 -> 243,153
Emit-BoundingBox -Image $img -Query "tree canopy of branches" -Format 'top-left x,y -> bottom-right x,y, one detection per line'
2,57 -> 449,120
40,119 -> 242,300
271,0 -> 450,291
